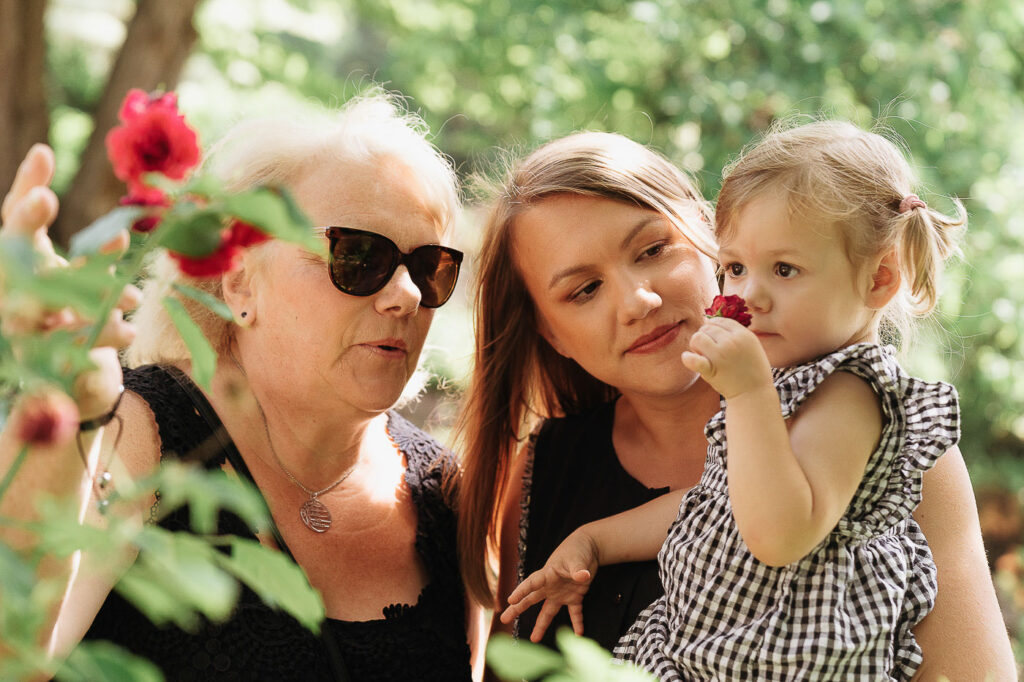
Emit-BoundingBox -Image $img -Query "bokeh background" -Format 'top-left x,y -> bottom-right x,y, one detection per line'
2,0 -> 1021,668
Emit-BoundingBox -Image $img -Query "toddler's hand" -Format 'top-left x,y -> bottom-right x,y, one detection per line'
499,528 -> 599,642
682,317 -> 772,399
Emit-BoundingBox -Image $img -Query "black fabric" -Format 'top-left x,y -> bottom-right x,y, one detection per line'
519,399 -> 669,652
83,365 -> 472,682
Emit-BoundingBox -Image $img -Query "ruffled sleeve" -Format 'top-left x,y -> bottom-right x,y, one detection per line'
772,343 -> 960,536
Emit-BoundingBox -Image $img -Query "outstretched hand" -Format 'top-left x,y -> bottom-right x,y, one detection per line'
0,144 -> 137,422
499,528 -> 599,643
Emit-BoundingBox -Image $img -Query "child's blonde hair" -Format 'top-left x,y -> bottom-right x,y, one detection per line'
715,120 -> 965,344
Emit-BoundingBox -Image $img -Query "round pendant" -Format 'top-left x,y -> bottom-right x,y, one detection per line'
300,497 -> 332,533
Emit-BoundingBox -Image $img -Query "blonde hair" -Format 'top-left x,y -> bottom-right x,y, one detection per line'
126,92 -> 460,367
454,131 -> 715,605
715,120 -> 965,345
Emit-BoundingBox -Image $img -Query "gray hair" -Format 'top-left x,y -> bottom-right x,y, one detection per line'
125,92 -> 460,368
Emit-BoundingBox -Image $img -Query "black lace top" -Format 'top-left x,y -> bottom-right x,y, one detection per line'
518,399 -> 669,652
83,365 -> 472,682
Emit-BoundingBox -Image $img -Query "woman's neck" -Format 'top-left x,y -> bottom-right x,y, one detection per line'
206,353 -> 383,486
613,378 -> 722,490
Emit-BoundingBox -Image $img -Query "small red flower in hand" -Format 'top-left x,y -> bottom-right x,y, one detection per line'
704,294 -> 752,327
106,89 -> 200,191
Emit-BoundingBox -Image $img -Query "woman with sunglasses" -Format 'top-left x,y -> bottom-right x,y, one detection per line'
457,132 -> 1016,680
0,94 -> 478,681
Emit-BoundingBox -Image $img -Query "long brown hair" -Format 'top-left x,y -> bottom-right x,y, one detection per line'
454,132 -> 714,605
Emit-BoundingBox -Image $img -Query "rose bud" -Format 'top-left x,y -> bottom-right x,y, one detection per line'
13,389 -> 80,448
704,294 -> 752,327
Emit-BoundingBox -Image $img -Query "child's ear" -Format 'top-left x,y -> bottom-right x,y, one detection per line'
866,249 -> 901,310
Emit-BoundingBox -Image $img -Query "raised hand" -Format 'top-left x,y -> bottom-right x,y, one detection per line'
681,316 -> 773,399
499,528 -> 599,642
0,144 -> 137,422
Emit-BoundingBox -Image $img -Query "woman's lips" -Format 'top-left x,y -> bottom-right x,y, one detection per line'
362,338 -> 408,358
625,323 -> 682,354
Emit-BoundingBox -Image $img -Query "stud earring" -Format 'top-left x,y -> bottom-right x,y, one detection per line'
241,312 -> 247,319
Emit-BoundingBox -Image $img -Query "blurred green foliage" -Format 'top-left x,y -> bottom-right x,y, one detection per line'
44,0 -> 1023,524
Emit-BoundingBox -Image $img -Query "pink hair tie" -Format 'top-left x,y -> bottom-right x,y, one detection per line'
899,194 -> 926,213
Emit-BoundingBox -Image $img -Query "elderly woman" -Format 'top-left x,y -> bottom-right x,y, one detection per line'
0,95 -> 477,681
458,132 -> 1016,680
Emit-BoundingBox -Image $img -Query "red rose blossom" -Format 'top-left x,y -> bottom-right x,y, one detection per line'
168,238 -> 241,278
226,219 -> 270,248
704,294 -> 752,327
14,390 -> 79,448
105,89 -> 200,188
119,187 -> 170,233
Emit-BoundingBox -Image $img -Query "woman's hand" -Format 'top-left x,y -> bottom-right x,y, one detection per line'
499,527 -> 599,643
682,317 -> 773,399
0,144 -> 137,422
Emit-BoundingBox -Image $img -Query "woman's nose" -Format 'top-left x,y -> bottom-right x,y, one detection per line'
619,279 -> 661,324
373,265 -> 422,317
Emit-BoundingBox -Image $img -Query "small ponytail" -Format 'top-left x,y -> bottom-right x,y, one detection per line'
896,197 -> 966,316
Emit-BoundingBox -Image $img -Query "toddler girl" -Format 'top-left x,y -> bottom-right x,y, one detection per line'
500,120 -> 964,681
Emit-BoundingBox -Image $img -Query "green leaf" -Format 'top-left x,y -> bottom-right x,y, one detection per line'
143,462 -> 270,535
59,639 -> 164,682
182,173 -> 224,199
172,282 -> 234,320
216,537 -> 325,634
158,209 -> 225,257
68,206 -> 144,258
557,628 -> 613,680
117,528 -> 239,628
486,633 -> 563,680
221,187 -> 320,254
161,296 -> 216,391
0,542 -> 36,603
16,254 -> 121,320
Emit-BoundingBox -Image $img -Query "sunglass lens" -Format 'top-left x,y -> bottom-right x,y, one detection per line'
330,232 -> 394,294
407,247 -> 461,308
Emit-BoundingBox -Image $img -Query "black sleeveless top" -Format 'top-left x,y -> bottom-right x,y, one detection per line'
518,399 -> 669,652
84,365 -> 472,682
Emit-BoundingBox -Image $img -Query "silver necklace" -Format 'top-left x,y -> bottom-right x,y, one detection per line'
230,352 -> 354,533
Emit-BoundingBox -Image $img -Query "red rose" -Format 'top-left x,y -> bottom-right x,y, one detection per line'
120,187 -> 170,233
105,89 -> 200,188
704,294 -> 752,327
14,390 -> 80,448
168,238 -> 241,278
226,219 -> 270,248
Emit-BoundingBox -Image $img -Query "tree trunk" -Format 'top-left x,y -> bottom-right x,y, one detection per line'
0,1 -> 50,203
52,0 -> 203,248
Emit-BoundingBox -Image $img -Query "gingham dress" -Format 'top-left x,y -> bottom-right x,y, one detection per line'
614,343 -> 959,681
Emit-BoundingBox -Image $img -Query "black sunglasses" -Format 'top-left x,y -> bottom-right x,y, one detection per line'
325,227 -> 464,308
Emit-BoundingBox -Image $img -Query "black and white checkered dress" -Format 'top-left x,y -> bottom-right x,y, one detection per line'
614,343 -> 959,681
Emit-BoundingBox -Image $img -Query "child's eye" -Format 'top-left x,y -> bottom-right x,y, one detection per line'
775,262 -> 799,278
569,280 -> 601,303
724,262 -> 746,277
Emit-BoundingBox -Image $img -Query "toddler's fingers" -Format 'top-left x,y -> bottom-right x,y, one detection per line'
1,144 -> 55,225
507,571 -> 545,605
530,602 -> 561,643
682,351 -> 713,377
567,603 -> 584,636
